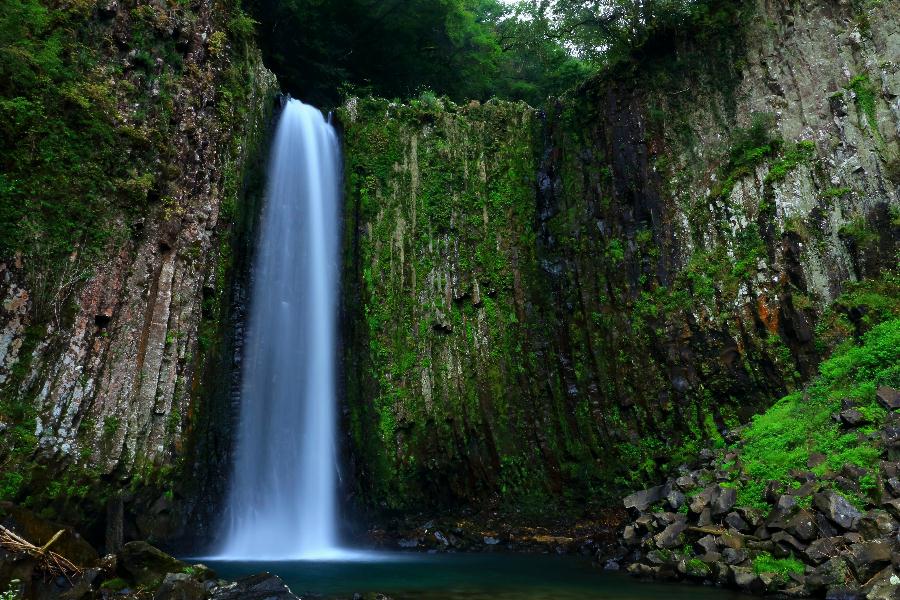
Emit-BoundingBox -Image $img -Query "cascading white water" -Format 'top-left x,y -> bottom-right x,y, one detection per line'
217,99 -> 341,560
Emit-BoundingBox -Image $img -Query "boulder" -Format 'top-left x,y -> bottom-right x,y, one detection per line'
882,498 -> 900,520
695,534 -> 718,555
666,488 -> 686,511
622,525 -> 640,546
814,490 -> 862,530
846,540 -> 892,582
737,507 -> 764,529
839,409 -> 869,427
824,586 -> 862,599
209,573 -> 300,600
654,521 -> 687,549
877,386 -> 900,411
806,557 -> 855,592
857,510 -> 897,541
803,536 -> 849,565
772,531 -> 807,553
732,566 -> 765,594
725,512 -> 750,532
719,531 -> 745,550
722,547 -> 748,565
690,485 -> 720,514
117,541 -> 185,587
861,566 -> 900,600
697,508 -> 713,527
624,485 -> 665,512
675,476 -> 696,492
711,486 -> 737,516
154,573 -> 205,600
786,509 -> 818,541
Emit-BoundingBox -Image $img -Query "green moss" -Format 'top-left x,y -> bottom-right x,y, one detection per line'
686,558 -> 712,577
753,552 -> 805,581
100,578 -> 129,592
736,318 -> 899,510
845,74 -> 879,136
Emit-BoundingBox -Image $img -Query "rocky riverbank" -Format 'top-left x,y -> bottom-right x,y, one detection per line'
609,387 -> 900,598
364,511 -> 624,556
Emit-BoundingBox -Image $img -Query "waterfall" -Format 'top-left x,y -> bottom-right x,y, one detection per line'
217,98 -> 341,560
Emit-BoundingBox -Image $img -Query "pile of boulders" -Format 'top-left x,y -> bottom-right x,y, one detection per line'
608,387 -> 900,599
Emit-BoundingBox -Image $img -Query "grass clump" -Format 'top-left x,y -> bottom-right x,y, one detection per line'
736,318 -> 899,510
845,74 -> 879,135
753,552 -> 805,581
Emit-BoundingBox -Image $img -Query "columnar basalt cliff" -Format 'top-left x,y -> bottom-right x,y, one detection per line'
0,0 -> 277,547
339,0 -> 898,518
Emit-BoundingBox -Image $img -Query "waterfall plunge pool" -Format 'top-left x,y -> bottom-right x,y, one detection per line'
203,552 -> 756,599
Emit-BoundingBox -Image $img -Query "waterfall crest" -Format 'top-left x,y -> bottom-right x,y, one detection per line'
217,98 -> 341,560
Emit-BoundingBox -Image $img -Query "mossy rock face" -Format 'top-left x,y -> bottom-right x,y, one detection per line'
0,0 -> 278,547
339,0 -> 900,518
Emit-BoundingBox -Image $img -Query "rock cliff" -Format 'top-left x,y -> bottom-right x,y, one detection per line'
0,0 -> 277,548
339,0 -> 898,517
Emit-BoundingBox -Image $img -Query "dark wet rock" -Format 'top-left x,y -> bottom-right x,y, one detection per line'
846,540 -> 892,581
209,573 -> 299,600
711,486 -> 737,516
622,525 -> 640,545
839,409 -> 869,427
803,536 -> 849,565
881,498 -> 900,519
666,488 -> 686,510
814,491 -> 862,530
786,509 -> 818,541
772,531 -> 807,553
690,485 -> 720,514
732,566 -> 765,594
697,508 -> 713,527
807,557 -> 854,592
695,534 -> 718,555
117,541 -> 185,587
624,485 -> 665,512
861,566 -> 900,600
675,476 -> 696,492
654,521 -> 687,549
725,512 -> 750,532
824,586 -> 861,600
154,573 -> 205,600
857,510 -> 897,540
817,512 -> 841,538
722,547 -> 748,565
737,507 -> 764,529
877,386 -> 900,411
719,531 -> 745,550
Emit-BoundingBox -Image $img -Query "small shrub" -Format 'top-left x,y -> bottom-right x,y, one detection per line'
753,552 -> 805,581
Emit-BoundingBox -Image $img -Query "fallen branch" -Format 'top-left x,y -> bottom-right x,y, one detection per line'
0,525 -> 82,582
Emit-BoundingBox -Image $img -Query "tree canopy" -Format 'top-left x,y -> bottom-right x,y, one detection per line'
244,0 -> 744,107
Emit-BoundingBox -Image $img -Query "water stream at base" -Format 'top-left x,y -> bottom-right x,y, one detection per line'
216,98 -> 342,560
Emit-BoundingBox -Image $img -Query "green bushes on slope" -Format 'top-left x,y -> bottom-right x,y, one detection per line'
737,316 -> 899,510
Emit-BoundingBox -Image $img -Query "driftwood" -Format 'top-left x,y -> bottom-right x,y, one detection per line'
0,524 -> 82,582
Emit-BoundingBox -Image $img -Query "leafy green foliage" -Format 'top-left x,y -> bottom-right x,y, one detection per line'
736,318 -> 900,509
244,0 -> 586,106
